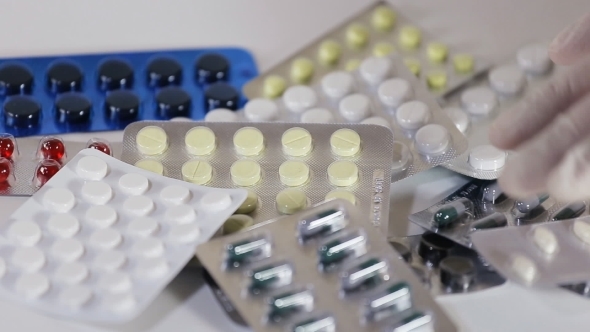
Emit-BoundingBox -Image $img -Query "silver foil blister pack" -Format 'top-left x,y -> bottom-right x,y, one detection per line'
196,199 -> 458,332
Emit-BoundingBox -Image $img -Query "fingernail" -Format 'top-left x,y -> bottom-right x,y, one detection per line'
550,14 -> 587,52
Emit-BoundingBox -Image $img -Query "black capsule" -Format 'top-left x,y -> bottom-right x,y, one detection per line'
55,93 -> 92,124
418,232 -> 455,267
3,96 -> 41,128
204,82 -> 239,111
0,64 -> 33,96
146,57 -> 182,87
47,62 -> 83,93
98,59 -> 134,90
105,90 -> 140,123
155,86 -> 191,119
195,53 -> 230,84
389,241 -> 412,263
439,256 -> 476,291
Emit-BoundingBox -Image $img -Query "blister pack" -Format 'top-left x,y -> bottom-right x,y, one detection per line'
242,2 -> 488,100
0,48 -> 257,137
472,216 -> 590,287
408,178 -> 589,248
441,42 -> 562,179
0,148 -> 247,323
196,199 -> 458,332
0,134 -> 121,196
121,121 -> 394,234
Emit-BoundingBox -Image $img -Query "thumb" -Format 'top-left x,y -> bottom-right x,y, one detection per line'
546,134 -> 590,202
549,12 -> 590,65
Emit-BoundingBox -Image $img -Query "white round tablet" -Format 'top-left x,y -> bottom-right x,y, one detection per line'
99,272 -> 132,293
361,116 -> 392,129
339,94 -> 371,122
510,254 -> 537,284
460,87 -> 498,116
134,257 -> 169,280
200,192 -> 232,212
102,292 -> 136,313
468,145 -> 507,171
54,262 -> 89,284
93,250 -> 126,271
15,273 -> 50,299
8,220 -> 42,246
89,228 -> 122,250
517,43 -> 552,75
123,196 -> 154,216
85,205 -> 118,228
51,238 -> 84,262
415,124 -> 451,155
165,205 -> 197,224
48,214 -> 80,238
160,185 -> 191,205
244,98 -> 279,121
132,237 -> 165,258
81,181 -> 113,205
396,101 -> 431,130
119,173 -> 150,195
321,71 -> 354,99
443,107 -> 470,134
12,247 -> 46,272
282,85 -> 318,113
76,156 -> 108,180
378,78 -> 413,108
300,108 -> 335,123
489,64 -> 526,96
168,223 -> 201,244
59,285 -> 92,308
128,217 -> 159,237
360,56 -> 392,85
204,108 -> 240,122
43,188 -> 76,213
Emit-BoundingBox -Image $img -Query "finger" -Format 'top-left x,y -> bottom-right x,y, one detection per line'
549,12 -> 590,65
497,91 -> 590,199
489,56 -> 590,150
546,134 -> 590,202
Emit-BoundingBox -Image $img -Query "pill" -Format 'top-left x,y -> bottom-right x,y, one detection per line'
146,57 -> 182,87
361,116 -> 391,129
184,127 -> 217,156
321,71 -> 353,100
364,282 -> 412,322
223,214 -> 255,235
236,190 -> 259,214
99,272 -> 132,293
330,128 -> 361,157
16,273 -> 50,299
59,285 -> 92,308
453,54 -> 475,74
124,195 -> 154,216
418,232 -> 455,267
513,194 -> 549,218
372,5 -> 396,31
378,78 -> 413,108
102,293 -> 136,313
4,96 -> 41,129
195,53 -> 229,84
373,42 -> 395,57
118,173 -> 149,196
346,23 -> 369,48
98,59 -> 134,91
300,108 -> 335,123
297,208 -> 347,242
128,217 -> 159,237
39,137 -> 66,160
276,189 -> 308,215
389,241 -> 412,263
165,205 -> 197,225
181,160 -> 213,185
470,212 -> 508,231
427,42 -> 449,63
204,108 -> 240,122
267,288 -> 314,323
0,135 -> 16,159
48,214 -> 80,238
12,246 -> 46,272
290,58 -> 314,84
43,188 -> 76,213
0,64 -> 33,96
443,107 -> 470,134
82,181 -> 113,204
517,43 -> 552,75
247,261 -> 293,295
345,59 -> 361,72
283,85 -> 318,114
392,142 -> 412,173
481,181 -> 507,204
432,197 -> 472,229
415,124 -> 451,155
136,126 -> 168,155
469,145 -> 507,171
318,40 -> 342,65
461,86 -> 498,116
360,57 -> 391,85
204,83 -> 239,112
439,256 -> 476,291
339,94 -> 371,122
386,311 -> 432,332
281,127 -> 313,157
243,98 -> 279,122
328,161 -> 359,187
85,205 -> 118,228
52,238 -> 84,262
426,71 -> 448,90
396,101 -> 431,130
511,254 -> 538,284
104,90 -> 140,123
262,75 -> 287,98
489,64 -> 526,95
403,58 -> 421,76
225,235 -> 272,268
34,159 -> 61,187
325,190 -> 357,205
291,314 -> 336,332
134,159 -> 164,175
230,160 -> 262,186
200,192 -> 232,212
132,237 -> 165,258
532,226 -> 559,255
8,220 -> 42,246
76,155 -> 109,180
160,185 -> 191,205
552,202 -> 587,221
90,228 -> 122,249
233,127 -> 265,156
167,223 -> 201,244
399,26 -> 421,49
93,250 -> 127,271
318,231 -> 367,270
279,161 -> 310,186
55,93 -> 92,125
573,220 -> 590,245
86,138 -> 112,156
340,257 -> 388,293
134,257 -> 169,280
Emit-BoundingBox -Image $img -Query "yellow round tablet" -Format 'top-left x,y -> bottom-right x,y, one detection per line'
276,189 -> 308,215
426,71 -> 448,90
427,42 -> 448,63
330,129 -> 361,157
136,126 -> 168,155
290,57 -> 314,84
185,126 -> 216,156
134,159 -> 164,175
236,190 -> 259,214
399,25 -> 422,49
404,58 -> 421,76
373,42 -> 395,57
371,6 -> 397,31
181,160 -> 213,185
345,59 -> 361,72
279,161 -> 310,187
223,214 -> 255,235
453,54 -> 475,74
318,40 -> 342,65
325,190 -> 357,205
230,160 -> 262,186
328,161 -> 359,187
282,127 -> 313,157
233,127 -> 265,156
263,75 -> 287,98
346,23 -> 369,49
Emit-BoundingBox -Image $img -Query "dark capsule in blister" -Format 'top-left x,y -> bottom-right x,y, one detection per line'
4,96 -> 41,128
0,64 -> 33,96
552,202 -> 587,221
432,197 -> 472,229
364,281 -> 412,322
224,235 -> 271,268
195,53 -> 230,84
470,212 -> 508,231
105,90 -> 140,123
47,62 -> 83,93
481,181 -> 507,204
147,57 -> 183,87
204,82 -> 239,111
298,208 -> 347,242
439,256 -> 476,291
98,59 -> 134,91
155,86 -> 191,119
318,231 -> 366,271
385,311 -> 433,332
247,261 -> 293,295
291,314 -> 336,332
418,232 -> 455,267
340,257 -> 388,293
266,288 -> 314,323
55,93 -> 92,124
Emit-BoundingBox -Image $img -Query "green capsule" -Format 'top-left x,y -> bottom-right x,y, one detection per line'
387,311 -> 432,332
292,314 -> 336,332
248,262 -> 292,295
298,208 -> 347,242
365,281 -> 412,322
267,289 -> 314,323
552,202 -> 587,221
341,257 -> 388,292
432,198 -> 472,229
225,236 -> 271,268
318,232 -> 366,270
470,212 -> 507,231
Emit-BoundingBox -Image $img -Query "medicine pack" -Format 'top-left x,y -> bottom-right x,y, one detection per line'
441,42 -> 561,179
121,121 -> 394,234
0,148 -> 247,323
0,134 -> 121,196
0,48 -> 257,137
196,199 -> 458,332
408,178 -> 589,248
471,216 -> 590,287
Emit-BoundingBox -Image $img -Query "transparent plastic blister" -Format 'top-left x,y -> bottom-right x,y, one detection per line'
0,149 -> 247,323
0,134 -> 121,196
408,178 -> 589,248
196,199 -> 457,332
121,121 -> 394,234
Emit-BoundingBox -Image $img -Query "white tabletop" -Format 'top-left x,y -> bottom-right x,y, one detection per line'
0,0 -> 589,331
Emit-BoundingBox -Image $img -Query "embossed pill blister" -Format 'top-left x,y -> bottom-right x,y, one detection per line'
0,148 -> 247,323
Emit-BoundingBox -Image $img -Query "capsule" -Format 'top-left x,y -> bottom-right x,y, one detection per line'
267,288 -> 314,323
298,208 -> 347,242
439,256 -> 476,291
385,311 -> 433,332
340,257 -> 388,293
470,212 -> 508,231
432,197 -> 472,229
291,314 -> 336,332
418,232 -> 455,267
481,181 -> 507,204
512,194 -> 549,218
318,231 -> 367,271
364,282 -> 412,322
247,261 -> 293,295
224,236 -> 271,268
552,202 -> 587,221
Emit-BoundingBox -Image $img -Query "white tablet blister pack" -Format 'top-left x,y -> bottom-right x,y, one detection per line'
472,216 -> 590,287
441,42 -> 563,179
0,148 -> 247,323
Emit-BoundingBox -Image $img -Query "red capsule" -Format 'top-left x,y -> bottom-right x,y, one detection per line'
39,137 -> 66,161
0,158 -> 12,183
87,138 -> 112,156
0,134 -> 17,159
34,159 -> 61,187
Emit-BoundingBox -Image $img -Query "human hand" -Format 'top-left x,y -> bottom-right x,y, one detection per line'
489,12 -> 590,202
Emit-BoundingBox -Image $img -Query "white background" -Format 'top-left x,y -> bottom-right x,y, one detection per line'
0,0 -> 590,331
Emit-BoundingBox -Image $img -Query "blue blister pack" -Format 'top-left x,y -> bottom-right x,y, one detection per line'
0,48 -> 258,137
